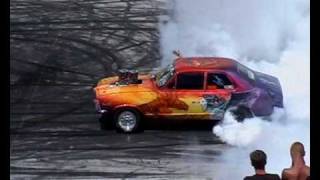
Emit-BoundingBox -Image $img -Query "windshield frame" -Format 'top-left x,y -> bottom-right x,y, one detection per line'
155,64 -> 175,87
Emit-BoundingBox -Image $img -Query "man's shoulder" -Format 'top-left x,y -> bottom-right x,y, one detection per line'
282,166 -> 310,179
266,174 -> 281,179
244,175 -> 253,180
244,175 -> 254,180
282,168 -> 291,173
244,174 -> 280,180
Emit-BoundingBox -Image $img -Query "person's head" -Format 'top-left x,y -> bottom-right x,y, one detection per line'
290,142 -> 305,158
250,150 -> 267,170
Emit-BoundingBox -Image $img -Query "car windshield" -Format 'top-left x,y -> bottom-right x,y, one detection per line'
237,63 -> 255,82
155,64 -> 175,87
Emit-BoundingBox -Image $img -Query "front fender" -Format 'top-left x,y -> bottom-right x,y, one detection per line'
113,104 -> 143,113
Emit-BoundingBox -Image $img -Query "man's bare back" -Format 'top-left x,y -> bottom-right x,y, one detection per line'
282,142 -> 310,180
282,165 -> 310,180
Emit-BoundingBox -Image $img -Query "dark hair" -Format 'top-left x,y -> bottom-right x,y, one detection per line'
250,150 -> 267,170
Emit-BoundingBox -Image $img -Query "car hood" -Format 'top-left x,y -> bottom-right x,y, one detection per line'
94,74 -> 155,95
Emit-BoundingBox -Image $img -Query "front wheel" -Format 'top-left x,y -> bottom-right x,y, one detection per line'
114,109 -> 142,133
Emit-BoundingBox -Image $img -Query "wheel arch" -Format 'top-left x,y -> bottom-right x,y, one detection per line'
113,104 -> 144,118
228,104 -> 254,122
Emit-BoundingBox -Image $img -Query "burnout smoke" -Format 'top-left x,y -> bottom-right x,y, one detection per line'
159,0 -> 310,179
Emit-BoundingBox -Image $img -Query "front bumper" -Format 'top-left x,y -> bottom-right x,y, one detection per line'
93,99 -> 108,113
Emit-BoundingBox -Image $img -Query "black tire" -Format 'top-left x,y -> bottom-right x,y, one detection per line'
114,109 -> 143,133
99,113 -> 114,130
230,106 -> 253,122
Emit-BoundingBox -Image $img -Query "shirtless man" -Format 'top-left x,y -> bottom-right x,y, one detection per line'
281,142 -> 310,180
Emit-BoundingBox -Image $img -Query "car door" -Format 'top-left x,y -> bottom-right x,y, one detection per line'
202,71 -> 234,120
156,71 -> 208,119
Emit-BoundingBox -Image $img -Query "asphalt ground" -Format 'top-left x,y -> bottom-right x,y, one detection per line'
10,110 -> 230,180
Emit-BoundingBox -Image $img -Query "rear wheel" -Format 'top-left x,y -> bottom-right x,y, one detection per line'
114,109 -> 142,133
230,106 -> 253,122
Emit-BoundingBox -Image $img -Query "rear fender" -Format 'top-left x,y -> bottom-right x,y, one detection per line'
248,89 -> 273,116
229,88 -> 273,116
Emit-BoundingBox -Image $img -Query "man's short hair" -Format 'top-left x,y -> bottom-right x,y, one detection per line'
250,150 -> 267,170
290,142 -> 305,157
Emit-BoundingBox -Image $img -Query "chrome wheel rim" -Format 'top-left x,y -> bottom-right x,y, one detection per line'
118,111 -> 136,132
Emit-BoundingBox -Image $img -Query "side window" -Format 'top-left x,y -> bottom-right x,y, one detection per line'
207,73 -> 234,89
176,72 -> 204,90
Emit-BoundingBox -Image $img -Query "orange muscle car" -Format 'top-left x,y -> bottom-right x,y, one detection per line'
93,57 -> 283,133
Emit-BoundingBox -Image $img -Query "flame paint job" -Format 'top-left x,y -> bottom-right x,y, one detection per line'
93,57 -> 283,120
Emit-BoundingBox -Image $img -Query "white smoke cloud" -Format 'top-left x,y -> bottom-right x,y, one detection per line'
159,0 -> 309,179
160,0 -> 309,63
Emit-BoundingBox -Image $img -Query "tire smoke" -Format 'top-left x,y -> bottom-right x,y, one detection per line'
159,0 -> 309,179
